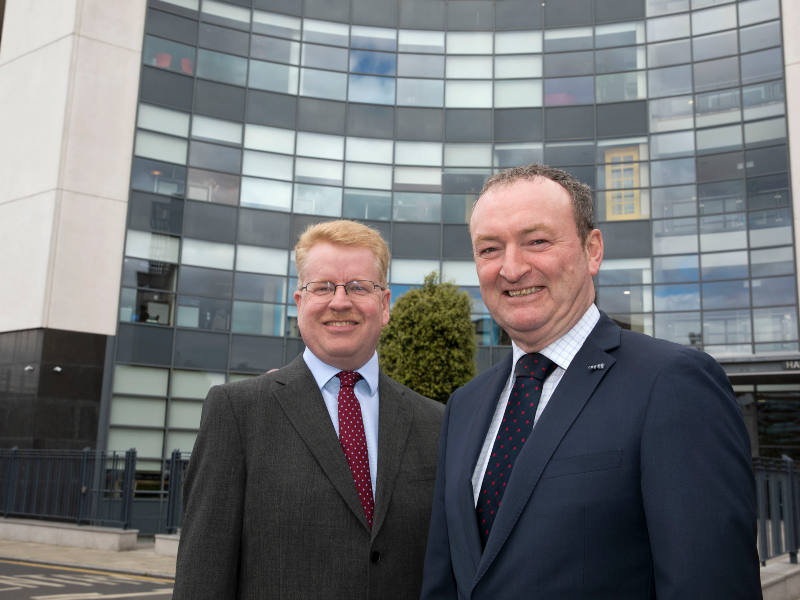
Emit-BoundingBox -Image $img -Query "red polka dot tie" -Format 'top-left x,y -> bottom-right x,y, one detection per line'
477,353 -> 557,550
336,371 -> 374,529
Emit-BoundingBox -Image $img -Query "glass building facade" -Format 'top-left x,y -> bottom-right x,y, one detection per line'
111,0 -> 796,465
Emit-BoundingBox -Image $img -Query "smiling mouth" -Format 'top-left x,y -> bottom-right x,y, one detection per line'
506,286 -> 543,297
326,321 -> 358,326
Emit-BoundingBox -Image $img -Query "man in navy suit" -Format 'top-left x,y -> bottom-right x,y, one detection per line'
420,163 -> 762,600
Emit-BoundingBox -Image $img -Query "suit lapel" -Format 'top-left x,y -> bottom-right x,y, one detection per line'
371,372 -> 413,540
273,356 -> 371,532
459,353 -> 515,571
475,313 -> 621,585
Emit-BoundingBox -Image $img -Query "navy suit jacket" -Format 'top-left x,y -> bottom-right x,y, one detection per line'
421,312 -> 762,600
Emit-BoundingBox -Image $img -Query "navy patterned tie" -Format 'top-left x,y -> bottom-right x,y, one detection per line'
477,353 -> 558,550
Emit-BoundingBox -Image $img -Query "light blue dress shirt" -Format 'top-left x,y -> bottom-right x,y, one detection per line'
303,347 -> 380,496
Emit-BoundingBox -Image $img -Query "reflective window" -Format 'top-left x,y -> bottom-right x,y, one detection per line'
543,28 -> 593,52
398,53 -> 445,78
696,124 -> 742,155
596,46 -> 646,74
699,213 -> 747,251
545,52 -> 593,77
694,57 -> 739,93
201,0 -> 250,29
652,217 -> 698,254
143,35 -> 195,75
342,189 -> 392,220
547,141 -> 595,165
396,78 -> 444,107
652,185 -> 697,218
598,258 -> 652,285
693,30 -> 738,62
177,296 -> 231,330
739,0 -> 780,27
495,30 -> 542,54
351,25 -> 397,51
654,312 -> 702,346
250,35 -> 300,65
131,158 -> 186,196
234,273 -> 287,303
240,177 -> 292,212
350,50 -> 397,76
745,117 -> 787,149
654,283 -> 700,311
245,124 -> 295,155
494,142 -> 544,168
138,104 -> 190,138
741,48 -> 784,85
123,258 -> 178,291
698,180 -> 745,214
178,265 -> 232,298
751,247 -> 794,278
749,208 -> 793,248
135,131 -> 188,165
702,280 -> 751,309
296,132 -> 344,160
242,150 -> 293,181
703,310 -> 752,345
393,192 -> 441,222
494,55 -> 541,79
648,39 -> 692,68
192,115 -> 242,145
232,301 -> 285,336
752,277 -> 797,308
443,194 -> 477,224
236,245 -> 289,275
701,250 -> 748,280
544,77 -> 594,106
249,60 -> 299,95
300,68 -> 347,101
196,49 -> 247,86
391,259 -> 440,284
740,21 -> 781,53
252,11 -> 301,40
447,56 -> 492,79
181,238 -> 234,270
119,288 -> 175,326
446,32 -> 493,55
398,29 -> 445,54
303,19 -> 349,47
753,307 -> 799,344
495,80 -> 543,108
650,131 -> 694,159
747,173 -> 790,211
646,14 -> 690,43
647,0 -> 689,16
596,286 -> 653,313
695,89 -> 741,128
743,81 -> 785,121
445,81 -> 492,108
649,96 -> 694,132
346,137 -> 393,163
595,72 -> 647,103
295,157 -> 343,186
692,4 -> 737,36
648,66 -> 693,98
302,43 -> 348,71
344,163 -> 392,189
349,75 -> 396,105
595,22 -> 645,48
444,144 -> 492,167
650,158 -> 696,186
113,365 -> 169,396
293,184 -> 342,217
654,255 -> 699,283
172,368 -> 223,400
395,141 -> 442,166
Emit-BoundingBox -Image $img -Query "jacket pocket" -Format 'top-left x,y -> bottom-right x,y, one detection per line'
541,449 -> 623,480
405,465 -> 438,482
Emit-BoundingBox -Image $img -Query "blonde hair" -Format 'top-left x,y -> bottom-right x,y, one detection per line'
294,220 -> 390,288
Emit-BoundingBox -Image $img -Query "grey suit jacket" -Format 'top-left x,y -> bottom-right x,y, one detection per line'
173,355 -> 445,600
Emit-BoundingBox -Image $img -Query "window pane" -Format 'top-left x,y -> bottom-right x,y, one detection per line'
126,229 -> 180,263
753,277 -> 797,308
169,402 -> 203,430
649,96 -> 694,132
647,0 -> 688,16
693,30 -> 738,62
654,312 -> 702,345
694,57 -> 739,93
350,50 -> 397,76
442,261 -> 478,286
444,144 -> 492,167
595,22 -> 645,48
739,0 -> 780,26
296,132 -> 345,160
543,27 -> 593,52
398,53 -> 445,78
252,11 -> 301,40
652,217 -> 698,254
494,142 -> 544,168
236,245 -> 289,275
495,30 -> 542,54
654,255 -> 698,283
120,288 -> 175,325
699,213 -> 746,251
181,238 -> 234,270
596,46 -> 646,74
598,258 -> 653,285
244,124 -> 295,155
701,250 -> 748,280
545,51 -> 593,77
749,208 -> 793,248
696,124 -> 742,155
342,189 -> 392,220
293,184 -> 343,217
494,55 -> 542,79
652,185 -> 696,218
646,14 -> 690,43
394,167 -> 442,191
177,295 -> 231,330
295,158 -> 343,186
242,150 -> 293,181
494,80 -> 543,108
300,68 -> 347,101
240,177 -> 292,212
752,247 -> 794,278
648,65 -> 693,98
351,25 -> 398,51
393,192 -> 441,222
443,194 -> 477,224
178,265 -> 233,298
396,78 -> 444,107
192,115 -> 242,145
753,307 -> 798,343
447,32 -> 493,55
302,42 -> 348,71
232,301 -> 285,336
698,180 -> 745,214
702,279 -> 750,309
703,310 -> 752,345
250,35 -> 300,65
346,137 -> 393,163
647,39 -> 691,68
138,104 -> 190,137
744,117 -> 787,149
445,81 -> 492,108
303,19 -> 349,47
143,35 -> 195,75
188,141 -> 241,174
692,4 -> 736,36
747,173 -> 790,211
196,49 -> 247,86
135,131 -> 187,165
398,29 -> 445,54
596,285 -> 653,313
740,21 -> 781,53
595,72 -> 647,103
695,89 -> 741,128
391,258 -> 440,283
234,273 -> 287,303
113,365 -> 168,396
544,77 -> 593,106
654,283 -> 700,311
110,397 -> 166,428
650,131 -> 693,159
743,81 -> 785,121
123,258 -> 178,291
447,56 -> 492,79
741,48 -> 784,86
201,0 -> 250,28
651,158 -> 695,186
248,60 -> 299,94
348,75 -> 396,105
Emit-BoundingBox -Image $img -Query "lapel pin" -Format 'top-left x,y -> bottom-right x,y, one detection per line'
588,363 -> 605,371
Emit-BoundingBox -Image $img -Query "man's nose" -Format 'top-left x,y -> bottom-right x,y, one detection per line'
500,246 -> 532,282
328,286 -> 353,309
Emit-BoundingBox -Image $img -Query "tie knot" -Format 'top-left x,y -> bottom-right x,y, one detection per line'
515,353 -> 557,381
336,371 -> 363,388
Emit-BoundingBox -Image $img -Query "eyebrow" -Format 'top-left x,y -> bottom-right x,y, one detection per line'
473,224 -> 557,246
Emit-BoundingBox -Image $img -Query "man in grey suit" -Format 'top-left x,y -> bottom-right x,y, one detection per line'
174,220 -> 445,600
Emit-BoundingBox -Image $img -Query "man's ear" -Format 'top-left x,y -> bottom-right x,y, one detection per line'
585,229 -> 603,276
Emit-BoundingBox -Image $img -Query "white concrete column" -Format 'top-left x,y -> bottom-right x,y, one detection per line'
0,0 -> 146,335
784,0 -> 800,306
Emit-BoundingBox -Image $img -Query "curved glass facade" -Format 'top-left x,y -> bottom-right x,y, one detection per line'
114,0 -> 795,462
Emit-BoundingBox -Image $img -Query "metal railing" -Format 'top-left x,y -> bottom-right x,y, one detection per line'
753,456 -> 800,565
165,449 -> 190,534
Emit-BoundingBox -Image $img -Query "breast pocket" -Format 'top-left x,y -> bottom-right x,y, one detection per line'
405,465 -> 437,482
541,449 -> 623,480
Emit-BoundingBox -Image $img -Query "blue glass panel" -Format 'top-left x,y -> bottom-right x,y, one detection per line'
702,280 -> 750,309
349,50 -> 397,76
654,283 -> 700,311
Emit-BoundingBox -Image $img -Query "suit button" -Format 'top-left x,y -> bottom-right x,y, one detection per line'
370,551 -> 381,564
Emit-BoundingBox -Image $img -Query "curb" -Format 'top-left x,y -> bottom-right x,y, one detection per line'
0,553 -> 175,581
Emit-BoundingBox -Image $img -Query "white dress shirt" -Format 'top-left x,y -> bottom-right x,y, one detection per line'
303,347 -> 380,496
472,304 -> 601,505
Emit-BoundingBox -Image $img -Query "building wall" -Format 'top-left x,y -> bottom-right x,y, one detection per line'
0,0 -> 146,336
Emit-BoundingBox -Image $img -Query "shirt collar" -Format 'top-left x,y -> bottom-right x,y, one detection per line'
303,347 -> 380,395
510,303 -> 601,371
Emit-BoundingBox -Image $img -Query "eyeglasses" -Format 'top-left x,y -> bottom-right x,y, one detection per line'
300,280 -> 384,299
